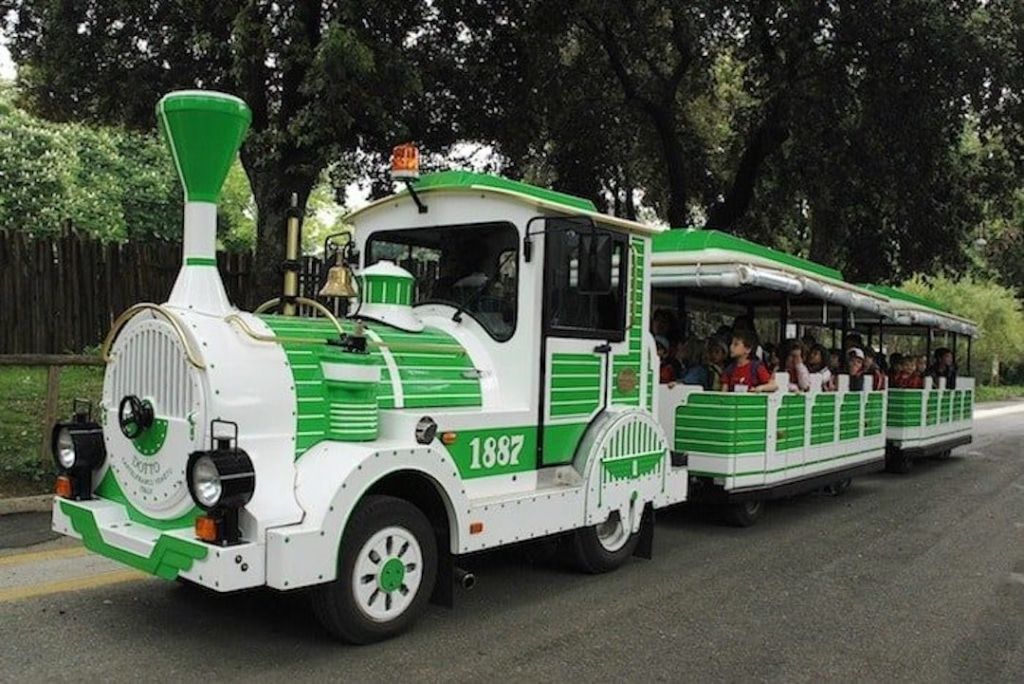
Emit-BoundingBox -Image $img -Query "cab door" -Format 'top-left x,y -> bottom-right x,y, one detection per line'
537,218 -> 629,466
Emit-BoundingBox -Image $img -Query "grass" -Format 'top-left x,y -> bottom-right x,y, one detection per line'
975,384 -> 1024,403
0,365 -> 104,498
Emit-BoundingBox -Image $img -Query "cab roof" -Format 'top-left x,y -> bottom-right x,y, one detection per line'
345,171 -> 665,237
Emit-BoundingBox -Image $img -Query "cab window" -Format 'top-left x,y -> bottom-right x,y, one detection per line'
543,221 -> 629,341
365,222 -> 519,341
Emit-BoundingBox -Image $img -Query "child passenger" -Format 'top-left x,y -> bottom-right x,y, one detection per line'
807,343 -> 834,391
721,330 -> 777,393
781,339 -> 811,392
891,356 -> 924,389
847,348 -> 867,391
656,335 -> 682,385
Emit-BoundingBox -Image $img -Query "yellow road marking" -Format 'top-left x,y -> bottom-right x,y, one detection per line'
0,569 -> 147,603
0,546 -> 89,568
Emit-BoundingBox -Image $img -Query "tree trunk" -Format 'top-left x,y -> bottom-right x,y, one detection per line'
247,168 -> 318,309
808,190 -> 841,267
705,102 -> 789,231
648,108 -> 688,228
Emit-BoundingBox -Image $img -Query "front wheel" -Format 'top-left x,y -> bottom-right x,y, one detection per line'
312,495 -> 437,644
722,499 -> 765,527
569,510 -> 640,574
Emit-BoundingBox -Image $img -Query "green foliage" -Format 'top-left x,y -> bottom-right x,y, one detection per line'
5,0 -> 441,299
901,275 -> 1024,384
0,85 -> 182,240
975,385 -> 1024,403
219,161 -> 257,251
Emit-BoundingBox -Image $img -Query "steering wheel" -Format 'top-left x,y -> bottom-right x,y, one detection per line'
118,395 -> 154,439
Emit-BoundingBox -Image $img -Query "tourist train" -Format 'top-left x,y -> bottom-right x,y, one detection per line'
48,91 -> 976,643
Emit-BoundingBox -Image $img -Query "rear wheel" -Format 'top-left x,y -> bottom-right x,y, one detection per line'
569,510 -> 640,574
822,478 -> 853,496
722,499 -> 765,527
312,495 -> 437,644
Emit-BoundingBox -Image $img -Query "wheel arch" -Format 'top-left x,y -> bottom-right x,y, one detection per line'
265,444 -> 469,591
361,469 -> 457,547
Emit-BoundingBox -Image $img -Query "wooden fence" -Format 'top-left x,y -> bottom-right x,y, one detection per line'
0,231 -> 448,354
0,231 -> 254,354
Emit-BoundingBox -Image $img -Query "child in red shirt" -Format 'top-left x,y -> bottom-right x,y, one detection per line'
721,330 -> 777,393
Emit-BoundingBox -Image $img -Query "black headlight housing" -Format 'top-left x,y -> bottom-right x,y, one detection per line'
186,420 -> 255,545
51,400 -> 106,500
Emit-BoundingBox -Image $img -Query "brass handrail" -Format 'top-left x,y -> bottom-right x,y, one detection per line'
254,296 -> 348,337
100,303 -> 206,369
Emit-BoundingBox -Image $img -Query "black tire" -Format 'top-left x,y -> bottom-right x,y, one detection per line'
569,511 -> 641,574
822,478 -> 853,496
886,450 -> 913,474
312,495 -> 438,644
722,500 -> 765,527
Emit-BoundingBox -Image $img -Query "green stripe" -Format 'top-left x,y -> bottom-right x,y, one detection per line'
60,500 -> 207,580
185,256 -> 217,266
690,446 -> 884,478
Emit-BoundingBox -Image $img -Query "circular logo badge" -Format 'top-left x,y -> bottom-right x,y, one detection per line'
617,368 -> 639,393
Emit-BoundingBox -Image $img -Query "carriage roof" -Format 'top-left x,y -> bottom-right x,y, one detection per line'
651,229 -> 977,337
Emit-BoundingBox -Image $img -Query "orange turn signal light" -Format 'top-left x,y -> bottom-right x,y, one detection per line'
469,522 -> 484,535
55,475 -> 73,499
441,431 -> 458,445
195,515 -> 221,543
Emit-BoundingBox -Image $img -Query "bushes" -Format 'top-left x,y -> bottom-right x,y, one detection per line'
901,274 -> 1024,384
0,83 -> 184,241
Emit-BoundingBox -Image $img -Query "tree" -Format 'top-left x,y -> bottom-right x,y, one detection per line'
0,82 -> 182,240
901,274 -> 1024,384
437,0 -> 1023,285
3,1 -> 434,301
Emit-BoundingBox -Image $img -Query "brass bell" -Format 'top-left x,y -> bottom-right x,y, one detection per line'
318,263 -> 358,298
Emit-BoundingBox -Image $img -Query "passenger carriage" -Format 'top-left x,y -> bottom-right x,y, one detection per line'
860,285 -> 977,473
649,230 -> 900,525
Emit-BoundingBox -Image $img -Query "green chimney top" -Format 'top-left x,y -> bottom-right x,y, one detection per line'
157,91 -> 251,203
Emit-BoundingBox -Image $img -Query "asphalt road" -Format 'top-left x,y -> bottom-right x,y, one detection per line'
2,407 -> 1023,683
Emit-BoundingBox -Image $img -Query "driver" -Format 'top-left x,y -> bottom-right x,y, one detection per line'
435,239 -> 491,306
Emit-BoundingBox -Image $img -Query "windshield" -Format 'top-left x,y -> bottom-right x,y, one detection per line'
365,221 -> 519,341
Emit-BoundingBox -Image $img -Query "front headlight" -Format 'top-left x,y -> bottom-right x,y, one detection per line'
55,427 -> 76,469
50,409 -> 106,500
186,444 -> 255,512
190,455 -> 223,508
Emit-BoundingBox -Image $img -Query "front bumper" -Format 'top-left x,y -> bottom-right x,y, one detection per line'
52,497 -> 265,592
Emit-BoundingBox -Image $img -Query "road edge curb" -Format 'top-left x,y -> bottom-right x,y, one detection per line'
0,494 -> 53,516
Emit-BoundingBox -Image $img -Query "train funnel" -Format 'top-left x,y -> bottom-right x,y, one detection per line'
157,90 -> 251,314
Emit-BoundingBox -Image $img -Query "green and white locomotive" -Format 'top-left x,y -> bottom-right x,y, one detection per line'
48,90 -> 976,642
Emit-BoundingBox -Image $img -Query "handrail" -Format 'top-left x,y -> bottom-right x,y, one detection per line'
100,303 -> 206,369
254,296 -> 348,337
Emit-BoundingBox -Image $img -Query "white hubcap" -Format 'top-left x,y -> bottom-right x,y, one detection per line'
596,510 -> 631,553
352,525 -> 423,622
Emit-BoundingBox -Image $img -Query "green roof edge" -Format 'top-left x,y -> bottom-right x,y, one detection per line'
652,229 -> 844,282
861,284 -> 950,313
412,171 -> 598,213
